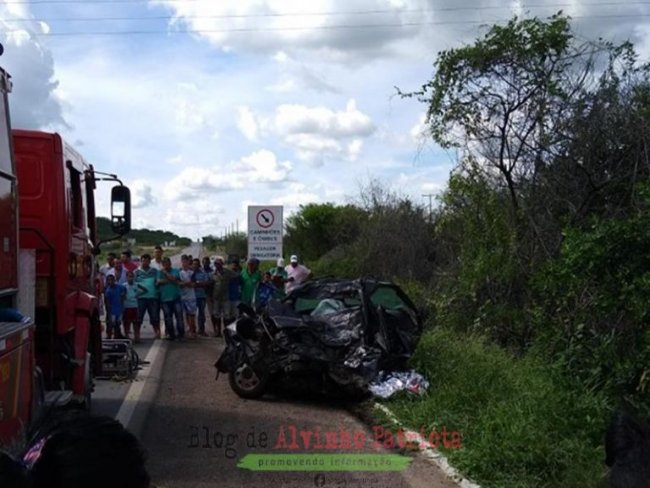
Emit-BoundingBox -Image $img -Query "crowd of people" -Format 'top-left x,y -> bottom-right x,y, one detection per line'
96,247 -> 313,342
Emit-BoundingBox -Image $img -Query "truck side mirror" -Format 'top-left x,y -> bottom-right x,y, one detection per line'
111,185 -> 131,235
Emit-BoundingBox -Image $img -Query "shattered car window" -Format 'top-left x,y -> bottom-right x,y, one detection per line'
370,286 -> 408,310
294,297 -> 322,313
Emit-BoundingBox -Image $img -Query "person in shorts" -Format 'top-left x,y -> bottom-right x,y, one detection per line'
104,274 -> 126,339
122,271 -> 141,342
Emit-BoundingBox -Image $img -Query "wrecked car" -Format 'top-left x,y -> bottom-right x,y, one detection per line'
214,278 -> 424,399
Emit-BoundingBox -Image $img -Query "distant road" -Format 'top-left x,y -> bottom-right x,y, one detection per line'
169,242 -> 203,266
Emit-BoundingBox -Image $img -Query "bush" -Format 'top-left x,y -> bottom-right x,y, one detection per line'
386,327 -> 609,488
531,208 -> 650,414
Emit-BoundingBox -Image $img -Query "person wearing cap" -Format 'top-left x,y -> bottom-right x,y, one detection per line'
285,254 -> 312,294
269,257 -> 288,299
240,257 -> 262,308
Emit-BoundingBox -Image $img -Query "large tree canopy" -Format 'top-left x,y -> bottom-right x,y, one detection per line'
401,12 -> 644,221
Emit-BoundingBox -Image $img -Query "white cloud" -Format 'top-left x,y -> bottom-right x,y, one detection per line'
165,149 -> 293,200
236,106 -> 259,141
266,78 -> 297,93
130,180 -> 156,208
173,82 -> 212,134
248,99 -> 377,163
274,100 -> 374,138
167,155 -> 185,166
151,0 -> 421,61
348,139 -> 363,161
235,149 -> 293,183
0,5 -> 67,130
164,167 -> 241,200
273,51 -> 289,63
410,113 -> 428,142
229,99 -> 377,164
267,50 -> 339,94
164,201 -> 225,228
269,182 -> 322,212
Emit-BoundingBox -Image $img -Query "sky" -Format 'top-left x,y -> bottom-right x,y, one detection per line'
1,0 -> 650,240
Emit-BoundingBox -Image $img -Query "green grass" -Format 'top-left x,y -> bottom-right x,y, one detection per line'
382,328 -> 610,488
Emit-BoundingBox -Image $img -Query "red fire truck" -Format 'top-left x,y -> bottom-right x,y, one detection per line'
0,64 -> 131,446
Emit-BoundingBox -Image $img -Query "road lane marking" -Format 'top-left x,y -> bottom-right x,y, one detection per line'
115,338 -> 164,429
373,403 -> 481,488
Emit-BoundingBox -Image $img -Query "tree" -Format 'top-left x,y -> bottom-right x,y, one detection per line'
353,178 -> 434,282
399,12 -> 643,256
398,12 -> 650,354
96,216 -> 190,247
217,232 -> 247,259
283,203 -> 366,262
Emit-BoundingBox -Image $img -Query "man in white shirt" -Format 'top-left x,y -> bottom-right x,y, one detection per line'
284,255 -> 312,294
150,245 -> 164,270
98,252 -> 116,287
107,260 -> 128,285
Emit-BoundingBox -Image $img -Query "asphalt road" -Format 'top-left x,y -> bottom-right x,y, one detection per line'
138,334 -> 460,488
90,243 -> 201,420
92,243 -> 463,488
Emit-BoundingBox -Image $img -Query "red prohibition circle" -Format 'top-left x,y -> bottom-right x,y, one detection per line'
256,209 -> 274,228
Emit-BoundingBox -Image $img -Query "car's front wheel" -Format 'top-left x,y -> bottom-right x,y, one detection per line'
228,362 -> 269,399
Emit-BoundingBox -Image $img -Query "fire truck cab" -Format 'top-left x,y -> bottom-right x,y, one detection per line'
0,64 -> 131,446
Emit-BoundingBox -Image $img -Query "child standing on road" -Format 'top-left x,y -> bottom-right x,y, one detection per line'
104,274 -> 126,339
123,271 -> 141,343
255,271 -> 277,310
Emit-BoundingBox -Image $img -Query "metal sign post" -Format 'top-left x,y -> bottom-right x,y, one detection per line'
247,205 -> 283,261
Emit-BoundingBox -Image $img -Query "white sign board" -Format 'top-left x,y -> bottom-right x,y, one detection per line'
247,205 -> 283,260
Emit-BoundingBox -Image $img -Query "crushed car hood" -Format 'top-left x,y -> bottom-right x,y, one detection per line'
265,278 -> 424,387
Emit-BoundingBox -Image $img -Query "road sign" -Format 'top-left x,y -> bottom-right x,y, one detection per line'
256,208 -> 274,228
247,205 -> 283,261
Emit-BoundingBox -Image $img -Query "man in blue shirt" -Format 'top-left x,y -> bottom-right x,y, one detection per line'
192,258 -> 211,337
135,254 -> 161,339
157,257 -> 183,340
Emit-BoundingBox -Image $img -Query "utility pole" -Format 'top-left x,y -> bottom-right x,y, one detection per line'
422,194 -> 434,223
